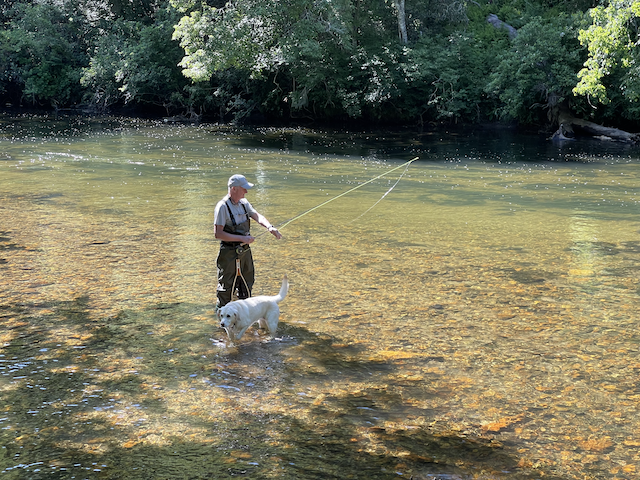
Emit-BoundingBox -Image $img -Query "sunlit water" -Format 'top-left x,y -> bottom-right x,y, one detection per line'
1,114 -> 639,479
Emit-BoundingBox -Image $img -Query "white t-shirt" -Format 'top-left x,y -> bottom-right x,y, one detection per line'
214,195 -> 257,228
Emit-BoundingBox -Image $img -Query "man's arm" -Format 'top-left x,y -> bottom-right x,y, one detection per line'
250,212 -> 282,239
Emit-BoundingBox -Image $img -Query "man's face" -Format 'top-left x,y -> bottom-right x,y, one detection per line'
230,186 -> 247,201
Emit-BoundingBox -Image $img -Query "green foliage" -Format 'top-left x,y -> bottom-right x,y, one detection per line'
403,0 -> 469,36
170,0 -> 406,120
0,1 -> 88,107
171,0 -> 361,80
108,0 -> 163,21
81,5 -> 191,113
405,29 -> 511,123
486,14 -> 588,124
0,0 -> 636,127
574,0 -> 640,105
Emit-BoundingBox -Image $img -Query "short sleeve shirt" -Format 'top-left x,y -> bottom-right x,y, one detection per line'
214,195 -> 257,228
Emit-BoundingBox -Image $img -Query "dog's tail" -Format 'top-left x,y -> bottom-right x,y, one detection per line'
275,274 -> 288,303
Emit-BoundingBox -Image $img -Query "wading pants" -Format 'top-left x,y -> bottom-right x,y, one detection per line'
216,244 -> 254,307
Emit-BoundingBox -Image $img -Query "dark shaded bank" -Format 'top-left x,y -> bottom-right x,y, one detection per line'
1,105 -> 527,136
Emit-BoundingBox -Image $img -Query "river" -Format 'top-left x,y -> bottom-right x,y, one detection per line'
1,114 -> 639,479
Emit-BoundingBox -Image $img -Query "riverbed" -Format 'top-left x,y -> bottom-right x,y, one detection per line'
1,115 -> 639,479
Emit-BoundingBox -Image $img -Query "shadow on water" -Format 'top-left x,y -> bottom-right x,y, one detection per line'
0,297 -> 562,480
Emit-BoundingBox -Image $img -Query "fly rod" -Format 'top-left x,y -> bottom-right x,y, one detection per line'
266,156 -> 419,233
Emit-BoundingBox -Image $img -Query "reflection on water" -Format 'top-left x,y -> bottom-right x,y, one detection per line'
1,115 -> 640,479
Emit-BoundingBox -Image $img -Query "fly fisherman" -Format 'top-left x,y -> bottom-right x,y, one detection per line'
213,174 -> 282,309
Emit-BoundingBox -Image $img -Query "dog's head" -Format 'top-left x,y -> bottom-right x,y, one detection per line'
218,304 -> 238,330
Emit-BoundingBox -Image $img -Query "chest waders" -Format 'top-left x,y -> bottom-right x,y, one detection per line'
216,201 -> 255,307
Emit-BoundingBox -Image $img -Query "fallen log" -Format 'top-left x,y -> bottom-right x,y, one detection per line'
550,108 -> 640,143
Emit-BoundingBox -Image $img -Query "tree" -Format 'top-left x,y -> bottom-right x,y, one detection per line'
107,0 -> 161,20
404,27 -> 510,124
486,14 -> 588,125
170,0 -> 365,81
394,0 -> 408,44
0,1 -> 89,107
483,8 -> 640,140
81,4 -> 191,114
574,0 -> 640,105
170,0 -> 407,120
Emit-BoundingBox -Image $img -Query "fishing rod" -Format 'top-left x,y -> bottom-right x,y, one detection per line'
262,156 -> 419,235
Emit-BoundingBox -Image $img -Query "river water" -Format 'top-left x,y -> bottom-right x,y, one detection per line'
1,114 -> 639,479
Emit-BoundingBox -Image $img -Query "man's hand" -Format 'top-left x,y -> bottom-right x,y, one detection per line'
269,227 -> 282,240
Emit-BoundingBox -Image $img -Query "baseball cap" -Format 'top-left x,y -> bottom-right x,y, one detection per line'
228,174 -> 254,189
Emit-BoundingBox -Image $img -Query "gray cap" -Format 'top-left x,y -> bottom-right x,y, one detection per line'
228,174 -> 254,189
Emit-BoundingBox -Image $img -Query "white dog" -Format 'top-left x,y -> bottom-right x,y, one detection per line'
218,275 -> 288,344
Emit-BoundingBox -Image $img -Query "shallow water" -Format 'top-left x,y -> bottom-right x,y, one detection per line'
1,115 -> 639,479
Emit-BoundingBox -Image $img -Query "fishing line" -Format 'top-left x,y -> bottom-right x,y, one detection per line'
257,156 -> 419,236
349,158 -> 414,223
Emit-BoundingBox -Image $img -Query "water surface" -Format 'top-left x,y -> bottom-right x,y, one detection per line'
1,115 -> 639,479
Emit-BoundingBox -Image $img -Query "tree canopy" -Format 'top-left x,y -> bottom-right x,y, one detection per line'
1,0 -> 640,131
574,0 -> 640,107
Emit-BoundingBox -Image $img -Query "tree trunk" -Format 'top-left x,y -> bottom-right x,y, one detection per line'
395,0 -> 408,44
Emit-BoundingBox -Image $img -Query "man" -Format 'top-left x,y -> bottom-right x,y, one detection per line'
214,174 -> 282,308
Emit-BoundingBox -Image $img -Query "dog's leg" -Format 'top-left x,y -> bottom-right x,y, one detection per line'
263,308 -> 280,337
223,328 -> 237,345
234,323 -> 252,341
